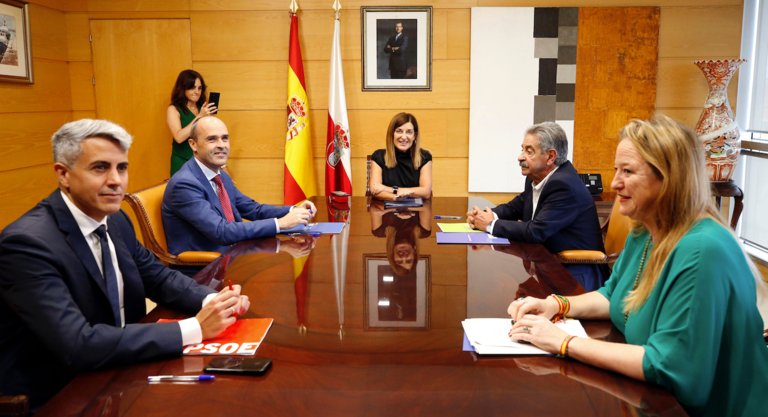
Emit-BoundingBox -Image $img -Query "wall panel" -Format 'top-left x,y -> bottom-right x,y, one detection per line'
30,4 -> 69,61
2,59 -> 72,113
65,13 -> 92,61
658,6 -> 743,58
0,112 -> 72,172
0,165 -> 58,230
68,61 -> 95,111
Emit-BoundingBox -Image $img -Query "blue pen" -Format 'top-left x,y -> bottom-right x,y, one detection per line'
148,375 -> 214,382
434,215 -> 463,220
289,232 -> 321,237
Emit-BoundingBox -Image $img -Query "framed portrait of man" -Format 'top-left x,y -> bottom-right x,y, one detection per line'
363,254 -> 431,331
361,6 -> 432,91
0,0 -> 33,83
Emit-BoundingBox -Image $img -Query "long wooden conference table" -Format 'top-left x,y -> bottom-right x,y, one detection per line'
38,197 -> 685,416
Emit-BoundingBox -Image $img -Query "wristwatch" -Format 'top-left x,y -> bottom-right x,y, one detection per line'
392,186 -> 399,194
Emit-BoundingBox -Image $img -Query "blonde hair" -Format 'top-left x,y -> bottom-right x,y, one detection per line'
384,112 -> 422,169
385,224 -> 423,277
621,115 -> 762,314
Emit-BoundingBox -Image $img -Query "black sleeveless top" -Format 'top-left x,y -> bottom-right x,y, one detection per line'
371,149 -> 432,188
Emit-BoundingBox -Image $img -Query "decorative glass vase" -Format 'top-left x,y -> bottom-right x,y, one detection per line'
693,59 -> 745,182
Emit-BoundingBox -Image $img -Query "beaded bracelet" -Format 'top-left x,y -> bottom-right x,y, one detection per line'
556,335 -> 576,359
549,294 -> 570,322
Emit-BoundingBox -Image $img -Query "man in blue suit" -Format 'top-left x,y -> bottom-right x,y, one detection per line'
162,116 -> 316,256
467,122 -> 608,291
0,119 -> 249,411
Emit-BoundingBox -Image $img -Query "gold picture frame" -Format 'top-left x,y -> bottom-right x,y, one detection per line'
361,6 -> 432,91
0,0 -> 33,83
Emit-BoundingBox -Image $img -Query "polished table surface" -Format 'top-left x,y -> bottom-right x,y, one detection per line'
38,197 -> 685,416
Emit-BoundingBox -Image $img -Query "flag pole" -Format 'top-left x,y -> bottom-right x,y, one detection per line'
333,0 -> 341,20
289,0 -> 298,14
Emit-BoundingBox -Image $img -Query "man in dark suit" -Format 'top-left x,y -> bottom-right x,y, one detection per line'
384,22 -> 408,79
0,119 -> 249,411
162,116 -> 316,256
467,122 -> 608,291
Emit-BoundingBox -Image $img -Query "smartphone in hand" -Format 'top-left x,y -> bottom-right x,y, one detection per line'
208,92 -> 221,114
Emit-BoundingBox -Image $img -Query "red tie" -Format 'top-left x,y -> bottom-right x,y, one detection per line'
212,175 -> 235,223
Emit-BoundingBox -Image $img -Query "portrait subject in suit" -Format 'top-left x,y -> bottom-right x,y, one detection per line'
0,119 -> 249,411
162,116 -> 317,256
467,122 -> 608,292
384,22 -> 409,79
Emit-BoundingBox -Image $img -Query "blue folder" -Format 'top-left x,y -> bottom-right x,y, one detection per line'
436,232 -> 510,245
279,222 -> 346,235
384,198 -> 423,208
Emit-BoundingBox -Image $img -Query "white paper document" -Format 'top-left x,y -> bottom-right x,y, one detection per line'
462,318 -> 589,355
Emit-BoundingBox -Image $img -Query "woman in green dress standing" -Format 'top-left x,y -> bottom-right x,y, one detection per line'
166,69 -> 217,177
506,115 -> 768,417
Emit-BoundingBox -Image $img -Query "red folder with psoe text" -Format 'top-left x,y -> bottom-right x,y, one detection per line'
157,318 -> 273,355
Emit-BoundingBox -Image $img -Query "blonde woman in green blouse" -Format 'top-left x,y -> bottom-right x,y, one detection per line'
508,115 -> 767,417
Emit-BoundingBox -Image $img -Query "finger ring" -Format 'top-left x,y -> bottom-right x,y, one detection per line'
230,307 -> 235,315
523,326 -> 530,333
516,297 -> 526,304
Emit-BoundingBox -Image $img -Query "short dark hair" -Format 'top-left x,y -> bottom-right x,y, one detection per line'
170,69 -> 207,116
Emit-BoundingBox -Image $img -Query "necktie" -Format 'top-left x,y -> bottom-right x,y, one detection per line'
93,225 -> 122,327
213,175 -> 235,222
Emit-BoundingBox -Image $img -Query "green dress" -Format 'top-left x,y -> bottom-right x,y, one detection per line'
170,104 -> 199,177
597,218 -> 768,417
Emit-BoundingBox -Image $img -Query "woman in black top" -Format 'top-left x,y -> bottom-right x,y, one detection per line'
370,112 -> 433,201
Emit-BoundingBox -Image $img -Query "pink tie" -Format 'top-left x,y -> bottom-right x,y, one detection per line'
212,175 -> 235,223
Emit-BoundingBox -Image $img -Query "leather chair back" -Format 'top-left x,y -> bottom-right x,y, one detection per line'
124,183 -> 170,254
123,183 -> 220,265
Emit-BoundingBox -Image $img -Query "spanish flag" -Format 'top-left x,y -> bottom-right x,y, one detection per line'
285,12 -> 317,206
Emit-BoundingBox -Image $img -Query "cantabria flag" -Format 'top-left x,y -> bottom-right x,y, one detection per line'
325,14 -> 352,196
285,12 -> 317,205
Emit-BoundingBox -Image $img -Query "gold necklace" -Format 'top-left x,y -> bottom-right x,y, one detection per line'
625,237 -> 651,324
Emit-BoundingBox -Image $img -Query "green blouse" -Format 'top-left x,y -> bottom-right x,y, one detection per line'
170,104 -> 199,177
597,218 -> 768,417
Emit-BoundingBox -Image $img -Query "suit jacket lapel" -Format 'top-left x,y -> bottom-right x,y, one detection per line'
188,159 -> 226,218
107,219 -> 145,323
49,191 -> 109,299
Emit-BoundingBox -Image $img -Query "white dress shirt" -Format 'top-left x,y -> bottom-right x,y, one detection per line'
487,165 -> 559,234
194,157 -> 283,233
60,191 -> 212,345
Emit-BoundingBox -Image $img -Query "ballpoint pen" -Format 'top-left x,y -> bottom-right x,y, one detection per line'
229,280 -> 237,319
434,215 -> 463,220
148,375 -> 215,382
289,232 -> 322,237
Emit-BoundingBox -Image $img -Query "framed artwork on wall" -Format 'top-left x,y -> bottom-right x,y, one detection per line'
361,6 -> 432,91
0,0 -> 33,83
363,254 -> 431,331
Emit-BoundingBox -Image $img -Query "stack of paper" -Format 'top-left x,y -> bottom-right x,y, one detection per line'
462,318 -> 588,355
437,223 -> 483,233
